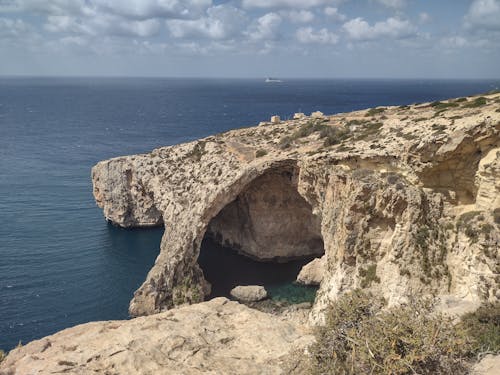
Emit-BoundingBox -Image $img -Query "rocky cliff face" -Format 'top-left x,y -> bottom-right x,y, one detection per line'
90,93 -> 500,321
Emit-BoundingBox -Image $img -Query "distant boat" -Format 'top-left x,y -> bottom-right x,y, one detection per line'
265,77 -> 283,83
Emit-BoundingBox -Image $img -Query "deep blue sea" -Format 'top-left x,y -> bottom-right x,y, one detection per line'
1,77 -> 499,351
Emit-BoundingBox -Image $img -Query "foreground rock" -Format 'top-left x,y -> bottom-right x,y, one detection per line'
0,298 -> 313,375
230,285 -> 268,302
472,355 -> 500,375
91,93 -> 500,321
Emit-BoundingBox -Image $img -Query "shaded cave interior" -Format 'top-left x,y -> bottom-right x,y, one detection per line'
197,166 -> 325,303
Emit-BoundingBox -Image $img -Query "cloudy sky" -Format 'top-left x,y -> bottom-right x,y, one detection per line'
1,0 -> 499,78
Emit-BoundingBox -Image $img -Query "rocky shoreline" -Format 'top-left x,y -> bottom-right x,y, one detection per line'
1,93 -> 499,374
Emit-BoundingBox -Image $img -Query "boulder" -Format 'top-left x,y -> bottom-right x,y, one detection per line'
296,256 -> 326,286
230,285 -> 268,302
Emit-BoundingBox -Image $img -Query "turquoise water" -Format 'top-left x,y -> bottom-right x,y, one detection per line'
198,237 -> 319,304
2,77 -> 500,350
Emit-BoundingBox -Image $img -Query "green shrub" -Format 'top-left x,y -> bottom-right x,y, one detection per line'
464,97 -> 487,108
255,149 -> 268,158
355,122 -> 383,140
365,107 -> 386,117
0,349 -> 6,364
494,208 -> 500,225
455,97 -> 468,102
308,291 -> 474,375
431,101 -> 459,110
279,136 -> 292,149
359,264 -> 380,288
320,126 -> 350,147
460,302 -> 500,354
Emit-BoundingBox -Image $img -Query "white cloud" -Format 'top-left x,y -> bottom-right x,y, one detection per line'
285,10 -> 314,23
0,0 -> 211,20
373,0 -> 406,9
242,0 -> 343,10
167,5 -> 245,40
45,13 -> 161,37
296,27 -> 338,44
0,17 -> 28,38
440,36 -> 468,49
464,0 -> 500,31
418,12 -> 430,24
343,17 -> 416,41
248,12 -> 282,41
92,0 -> 211,20
324,7 -> 346,22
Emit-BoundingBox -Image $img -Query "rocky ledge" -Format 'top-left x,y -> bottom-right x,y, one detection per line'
91,92 -> 499,321
0,298 -> 313,374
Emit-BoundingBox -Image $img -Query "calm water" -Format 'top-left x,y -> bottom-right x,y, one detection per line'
199,237 -> 319,304
1,77 -> 499,351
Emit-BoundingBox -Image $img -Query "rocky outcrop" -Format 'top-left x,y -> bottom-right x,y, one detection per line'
296,256 -> 326,285
230,285 -> 268,302
90,93 -> 500,322
472,355 -> 500,375
0,298 -> 313,375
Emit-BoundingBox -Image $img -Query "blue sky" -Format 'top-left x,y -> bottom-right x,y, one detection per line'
0,0 -> 499,78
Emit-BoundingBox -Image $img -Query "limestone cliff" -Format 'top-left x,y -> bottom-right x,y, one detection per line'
90,93 -> 500,321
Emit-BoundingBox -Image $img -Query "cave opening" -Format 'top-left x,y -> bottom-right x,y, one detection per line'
197,166 -> 325,304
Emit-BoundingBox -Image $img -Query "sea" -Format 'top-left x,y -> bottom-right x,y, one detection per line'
1,77 -> 499,351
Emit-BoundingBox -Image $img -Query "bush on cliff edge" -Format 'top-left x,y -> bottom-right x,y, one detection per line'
307,290 -> 477,374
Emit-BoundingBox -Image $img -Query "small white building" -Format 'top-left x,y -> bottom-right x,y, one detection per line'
270,115 -> 281,124
311,111 -> 325,119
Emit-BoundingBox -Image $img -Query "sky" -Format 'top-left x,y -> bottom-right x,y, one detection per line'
0,0 -> 499,78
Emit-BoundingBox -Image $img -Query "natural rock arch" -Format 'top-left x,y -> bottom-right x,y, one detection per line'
204,165 -> 324,262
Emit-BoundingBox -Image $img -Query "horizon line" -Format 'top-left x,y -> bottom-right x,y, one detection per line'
1,74 -> 500,81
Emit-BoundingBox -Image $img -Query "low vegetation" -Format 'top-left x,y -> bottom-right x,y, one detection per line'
279,120 -> 350,149
431,101 -> 459,110
464,96 -> 488,108
302,291 -> 499,375
0,349 -> 6,364
494,208 -> 500,225
456,211 -> 483,243
359,264 -> 380,288
461,302 -> 500,354
255,149 -> 267,158
365,107 -> 386,117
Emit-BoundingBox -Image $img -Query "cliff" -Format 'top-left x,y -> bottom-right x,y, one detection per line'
2,93 -> 499,375
91,92 -> 499,321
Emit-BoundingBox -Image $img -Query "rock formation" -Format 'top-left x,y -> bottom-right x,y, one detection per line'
296,255 -> 326,285
230,285 -> 268,302
0,298 -> 313,375
91,93 -> 500,322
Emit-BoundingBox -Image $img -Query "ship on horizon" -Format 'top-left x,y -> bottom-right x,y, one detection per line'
265,77 -> 283,83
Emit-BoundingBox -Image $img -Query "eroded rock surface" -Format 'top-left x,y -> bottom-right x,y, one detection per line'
90,93 -> 500,321
0,298 -> 313,375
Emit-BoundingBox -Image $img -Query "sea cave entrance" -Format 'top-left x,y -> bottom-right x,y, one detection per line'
197,166 -> 324,305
